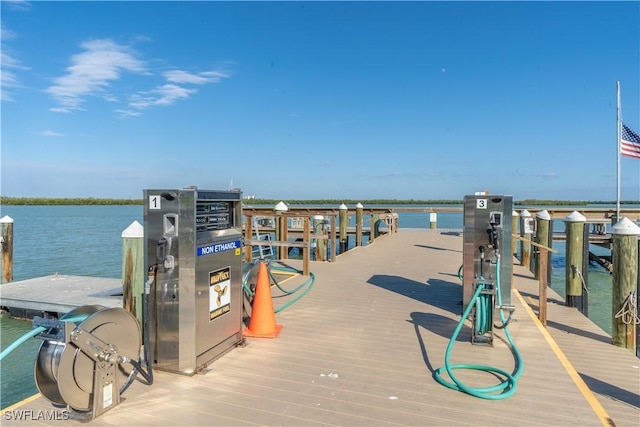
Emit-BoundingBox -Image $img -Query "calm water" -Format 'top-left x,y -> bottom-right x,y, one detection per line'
0,204 -> 623,409
0,205 -> 143,410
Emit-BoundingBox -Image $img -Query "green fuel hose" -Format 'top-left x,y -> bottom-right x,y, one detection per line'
243,262 -> 315,313
433,260 -> 523,399
0,326 -> 46,362
0,314 -> 89,362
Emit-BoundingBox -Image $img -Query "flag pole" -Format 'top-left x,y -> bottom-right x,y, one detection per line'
616,81 -> 621,222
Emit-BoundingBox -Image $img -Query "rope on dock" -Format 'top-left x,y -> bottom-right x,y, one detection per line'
574,267 -> 589,295
614,291 -> 640,325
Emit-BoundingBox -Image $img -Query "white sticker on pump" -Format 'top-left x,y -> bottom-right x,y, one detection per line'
149,195 -> 161,210
476,199 -> 487,209
103,382 -> 113,408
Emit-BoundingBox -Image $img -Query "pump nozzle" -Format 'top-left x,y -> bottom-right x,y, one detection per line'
487,223 -> 499,252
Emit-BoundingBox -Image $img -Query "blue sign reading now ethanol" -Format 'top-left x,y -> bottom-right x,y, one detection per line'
197,240 -> 241,256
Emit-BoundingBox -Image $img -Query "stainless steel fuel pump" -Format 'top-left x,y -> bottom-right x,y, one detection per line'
462,194 -> 514,345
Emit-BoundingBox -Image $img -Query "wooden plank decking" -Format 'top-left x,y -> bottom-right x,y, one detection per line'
2,229 -> 638,426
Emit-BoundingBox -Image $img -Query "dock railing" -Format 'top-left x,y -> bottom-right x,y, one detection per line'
243,213 -> 339,276
513,233 -> 556,326
242,210 -> 399,276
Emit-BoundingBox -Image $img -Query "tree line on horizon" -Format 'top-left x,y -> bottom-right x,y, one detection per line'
1,196 -> 639,206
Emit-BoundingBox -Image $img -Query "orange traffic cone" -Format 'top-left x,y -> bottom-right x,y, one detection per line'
243,262 -> 283,338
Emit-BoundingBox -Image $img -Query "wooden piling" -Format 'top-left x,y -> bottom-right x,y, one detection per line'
330,214 -> 337,261
370,215 -> 378,241
122,221 -> 144,325
339,204 -> 348,253
581,222 -> 590,316
538,246 -> 549,326
512,210 -> 519,257
275,212 -> 282,260
280,214 -> 289,260
534,210 -> 551,280
313,215 -> 326,262
1,215 -> 13,284
356,203 -> 363,246
611,218 -> 640,353
274,201 -> 288,260
430,212 -> 437,229
244,214 -> 253,263
564,211 -> 586,310
513,233 -> 556,326
302,217 -> 311,275
520,210 -> 532,267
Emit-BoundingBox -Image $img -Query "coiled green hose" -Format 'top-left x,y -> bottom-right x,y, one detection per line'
433,260 -> 523,399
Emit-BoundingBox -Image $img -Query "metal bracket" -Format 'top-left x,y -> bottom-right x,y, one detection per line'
68,325 -> 124,421
32,317 -> 71,342
69,326 -> 121,365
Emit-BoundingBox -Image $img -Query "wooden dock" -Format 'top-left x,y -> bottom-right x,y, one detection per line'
1,229 -> 639,426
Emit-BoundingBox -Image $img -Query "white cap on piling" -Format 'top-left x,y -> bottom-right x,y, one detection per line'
0,215 -> 13,223
274,201 -> 288,212
563,211 -> 586,223
520,209 -> 531,217
122,220 -> 144,238
536,210 -> 551,220
313,215 -> 324,221
612,217 -> 640,235
356,202 -> 363,209
512,210 -> 519,217
339,203 -> 347,210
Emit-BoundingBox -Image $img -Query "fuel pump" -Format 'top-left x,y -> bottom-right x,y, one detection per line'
143,187 -> 245,375
462,195 -> 514,346
434,194 -> 522,399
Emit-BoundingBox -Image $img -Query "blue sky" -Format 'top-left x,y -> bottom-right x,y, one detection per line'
1,1 -> 639,201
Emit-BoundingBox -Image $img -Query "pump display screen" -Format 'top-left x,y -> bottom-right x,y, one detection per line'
196,201 -> 233,232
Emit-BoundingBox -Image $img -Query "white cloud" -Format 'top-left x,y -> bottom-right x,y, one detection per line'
3,0 -> 32,12
1,26 -> 17,40
49,107 -> 77,114
1,24 -> 30,101
121,68 -> 229,116
128,84 -> 196,109
0,66 -> 18,101
46,39 -> 147,113
45,38 -> 232,117
164,69 -> 229,85
40,130 -> 64,137
114,109 -> 142,118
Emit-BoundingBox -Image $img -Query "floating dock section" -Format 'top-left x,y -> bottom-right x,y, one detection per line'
0,275 -> 122,319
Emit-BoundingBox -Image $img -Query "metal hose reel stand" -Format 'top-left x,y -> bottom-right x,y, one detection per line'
34,305 -> 141,421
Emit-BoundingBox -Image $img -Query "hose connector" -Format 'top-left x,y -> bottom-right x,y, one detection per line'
495,304 -> 516,328
145,264 -> 157,295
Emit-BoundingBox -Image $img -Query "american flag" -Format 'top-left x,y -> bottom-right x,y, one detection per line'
621,123 -> 640,159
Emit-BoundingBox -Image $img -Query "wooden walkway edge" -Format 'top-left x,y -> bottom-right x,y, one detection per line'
1,229 -> 638,426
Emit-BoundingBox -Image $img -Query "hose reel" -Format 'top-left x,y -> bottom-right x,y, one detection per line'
33,305 -> 142,421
